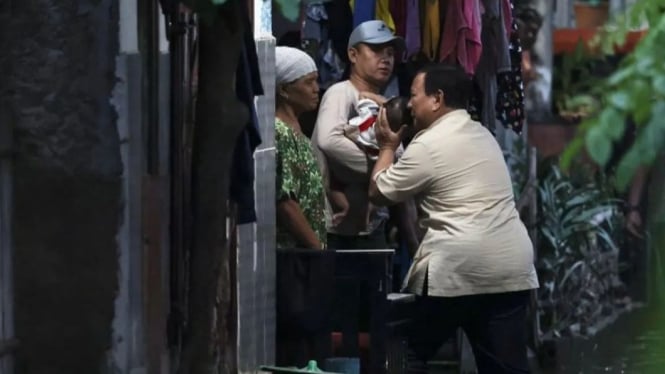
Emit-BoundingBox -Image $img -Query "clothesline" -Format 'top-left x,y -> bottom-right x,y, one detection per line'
300,0 -> 526,134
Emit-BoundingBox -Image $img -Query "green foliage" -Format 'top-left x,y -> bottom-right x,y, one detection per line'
562,0 -> 665,191
536,160 -> 625,337
553,41 -> 604,119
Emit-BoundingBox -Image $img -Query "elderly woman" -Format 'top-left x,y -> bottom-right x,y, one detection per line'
274,46 -> 326,249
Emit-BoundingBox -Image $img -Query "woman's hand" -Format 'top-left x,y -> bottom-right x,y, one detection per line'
374,107 -> 406,151
359,91 -> 388,105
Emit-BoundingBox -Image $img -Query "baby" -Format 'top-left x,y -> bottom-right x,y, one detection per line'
329,96 -> 413,227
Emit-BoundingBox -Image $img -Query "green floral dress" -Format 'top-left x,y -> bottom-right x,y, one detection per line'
275,118 -> 327,248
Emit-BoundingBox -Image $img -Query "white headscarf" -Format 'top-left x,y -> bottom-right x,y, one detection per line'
275,46 -> 318,85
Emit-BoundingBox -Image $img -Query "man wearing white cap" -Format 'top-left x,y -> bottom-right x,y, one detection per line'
312,20 -> 405,250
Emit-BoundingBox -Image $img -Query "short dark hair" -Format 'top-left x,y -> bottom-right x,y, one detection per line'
418,64 -> 471,110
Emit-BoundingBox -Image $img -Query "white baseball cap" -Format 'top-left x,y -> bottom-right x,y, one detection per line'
347,20 -> 405,50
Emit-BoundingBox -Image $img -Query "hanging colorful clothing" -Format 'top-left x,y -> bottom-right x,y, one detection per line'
404,0 -> 422,58
421,0 -> 441,60
350,0 -> 395,31
350,0 -> 375,27
302,3 -> 345,90
439,0 -> 482,75
495,10 -> 526,134
376,0 -> 396,32
390,0 -> 407,37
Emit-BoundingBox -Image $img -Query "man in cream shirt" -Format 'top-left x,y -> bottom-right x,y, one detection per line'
369,64 -> 539,373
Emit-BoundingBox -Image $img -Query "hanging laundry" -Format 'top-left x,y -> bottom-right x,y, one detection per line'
349,0 -> 395,31
495,8 -> 526,134
302,3 -> 346,90
501,0 -> 514,38
376,0 -> 396,32
469,0 -> 513,131
231,0 -> 264,224
324,0 -> 354,66
481,0 -> 512,73
390,0 -> 407,37
404,0 -> 422,58
350,0 -> 376,27
421,0 -> 441,61
439,0 -> 482,75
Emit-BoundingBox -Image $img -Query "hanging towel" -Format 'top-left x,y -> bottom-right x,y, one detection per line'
421,0 -> 441,61
481,0 -> 512,73
439,0 -> 482,75
349,0 -> 395,31
390,0 -> 407,37
404,0 -> 421,58
350,0 -> 376,27
376,0 -> 396,32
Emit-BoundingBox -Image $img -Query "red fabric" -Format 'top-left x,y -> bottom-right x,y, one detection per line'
502,0 -> 513,37
357,116 -> 376,132
439,0 -> 482,75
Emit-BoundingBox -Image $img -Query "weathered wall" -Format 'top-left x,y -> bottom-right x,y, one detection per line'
0,1 -> 121,373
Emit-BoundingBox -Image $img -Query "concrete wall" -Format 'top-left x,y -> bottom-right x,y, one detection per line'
237,1 -> 277,372
110,1 -> 171,373
0,1 -> 121,373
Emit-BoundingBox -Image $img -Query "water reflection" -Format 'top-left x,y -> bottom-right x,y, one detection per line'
537,307 -> 665,374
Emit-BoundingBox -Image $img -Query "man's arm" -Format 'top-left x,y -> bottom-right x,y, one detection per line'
369,107 -> 433,206
277,199 -> 323,249
369,148 -> 397,206
315,85 -> 372,179
369,141 -> 434,206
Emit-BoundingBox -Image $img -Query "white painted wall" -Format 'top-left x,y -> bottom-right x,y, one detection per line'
119,0 -> 139,54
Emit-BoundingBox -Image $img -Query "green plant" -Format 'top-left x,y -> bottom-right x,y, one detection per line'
562,0 -> 665,190
536,160 -> 625,337
553,41 -> 605,120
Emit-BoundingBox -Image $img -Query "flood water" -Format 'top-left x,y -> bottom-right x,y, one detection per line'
536,306 -> 665,374
430,306 -> 665,374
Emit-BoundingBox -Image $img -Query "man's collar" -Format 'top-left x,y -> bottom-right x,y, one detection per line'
411,109 -> 470,140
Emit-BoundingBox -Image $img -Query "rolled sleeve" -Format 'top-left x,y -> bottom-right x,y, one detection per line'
375,141 -> 433,202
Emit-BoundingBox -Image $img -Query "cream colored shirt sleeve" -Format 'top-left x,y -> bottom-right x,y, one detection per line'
314,85 -> 370,180
375,141 -> 434,203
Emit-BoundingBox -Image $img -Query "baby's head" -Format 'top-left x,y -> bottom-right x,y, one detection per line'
383,96 -> 413,132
